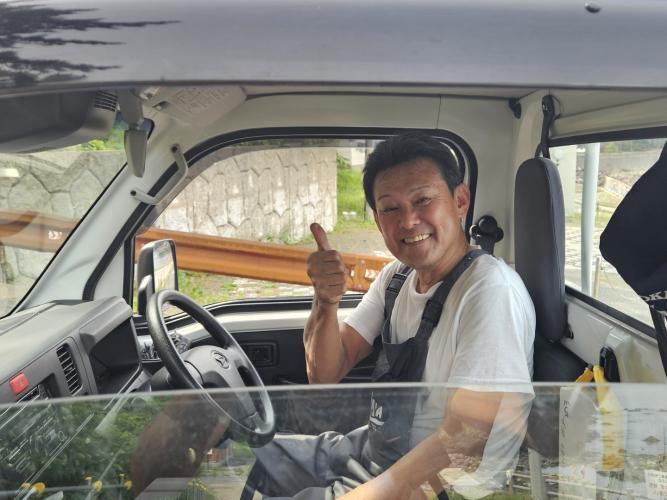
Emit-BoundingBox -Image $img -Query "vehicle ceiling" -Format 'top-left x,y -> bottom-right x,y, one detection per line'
4,1 -> 667,93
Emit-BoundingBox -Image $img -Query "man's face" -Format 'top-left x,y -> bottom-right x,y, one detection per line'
373,158 -> 470,276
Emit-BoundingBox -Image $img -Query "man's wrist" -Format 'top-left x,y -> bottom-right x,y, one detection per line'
315,297 -> 340,310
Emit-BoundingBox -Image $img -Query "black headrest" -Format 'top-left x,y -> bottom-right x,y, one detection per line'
600,141 -> 667,315
514,157 -> 568,342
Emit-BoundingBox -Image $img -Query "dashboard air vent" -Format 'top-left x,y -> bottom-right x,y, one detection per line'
93,91 -> 118,113
56,344 -> 81,394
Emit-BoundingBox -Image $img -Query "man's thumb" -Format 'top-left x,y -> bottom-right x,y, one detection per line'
310,222 -> 332,251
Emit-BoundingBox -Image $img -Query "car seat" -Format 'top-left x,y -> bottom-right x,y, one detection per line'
514,155 -> 587,496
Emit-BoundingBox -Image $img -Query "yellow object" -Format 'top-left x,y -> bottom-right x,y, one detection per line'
575,363 -> 624,471
124,480 -> 133,491
93,480 -> 103,493
575,364 -> 594,383
592,364 -> 607,384
19,483 -> 46,495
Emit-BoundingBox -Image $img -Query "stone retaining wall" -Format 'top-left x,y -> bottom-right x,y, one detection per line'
0,150 -> 125,313
155,147 -> 337,242
0,147 -> 336,311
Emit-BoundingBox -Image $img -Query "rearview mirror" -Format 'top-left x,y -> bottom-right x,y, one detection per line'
136,239 -> 179,316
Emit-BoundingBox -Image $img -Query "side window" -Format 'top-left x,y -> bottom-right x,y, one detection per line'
136,136 -> 471,312
138,139 -> 389,309
551,138 -> 665,326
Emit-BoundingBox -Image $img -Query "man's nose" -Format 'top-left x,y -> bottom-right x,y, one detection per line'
399,207 -> 420,229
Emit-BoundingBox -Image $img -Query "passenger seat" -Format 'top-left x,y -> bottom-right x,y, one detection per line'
514,156 -> 587,496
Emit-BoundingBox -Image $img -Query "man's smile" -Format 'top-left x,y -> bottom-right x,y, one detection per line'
402,233 -> 431,244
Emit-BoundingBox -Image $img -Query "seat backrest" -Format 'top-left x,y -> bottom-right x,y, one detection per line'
514,157 -> 585,382
514,157 -> 586,459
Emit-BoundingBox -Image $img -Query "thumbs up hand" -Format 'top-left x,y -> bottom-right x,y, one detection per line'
307,223 -> 348,305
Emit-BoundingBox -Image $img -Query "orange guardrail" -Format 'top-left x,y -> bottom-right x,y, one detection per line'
136,228 -> 391,292
0,210 -> 391,292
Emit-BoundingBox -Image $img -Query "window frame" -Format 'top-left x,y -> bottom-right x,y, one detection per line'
550,127 -> 667,339
108,127 -> 478,320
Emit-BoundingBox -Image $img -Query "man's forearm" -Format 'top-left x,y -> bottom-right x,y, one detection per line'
341,390 -> 507,500
304,299 -> 347,383
388,428 -> 452,489
338,431 -> 452,500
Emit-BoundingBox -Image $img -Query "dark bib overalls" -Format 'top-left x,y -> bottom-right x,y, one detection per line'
367,250 -> 485,470
248,250 -> 485,500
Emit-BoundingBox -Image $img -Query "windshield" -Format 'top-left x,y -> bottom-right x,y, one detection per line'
0,120 -> 127,316
1,383 -> 666,499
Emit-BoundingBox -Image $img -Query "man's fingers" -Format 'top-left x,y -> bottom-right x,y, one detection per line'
310,222 -> 332,251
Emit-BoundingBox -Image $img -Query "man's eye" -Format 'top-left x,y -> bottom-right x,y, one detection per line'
415,197 -> 431,206
380,207 -> 397,214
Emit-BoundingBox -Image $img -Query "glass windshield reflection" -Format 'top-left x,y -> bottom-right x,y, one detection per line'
1,383 -> 666,499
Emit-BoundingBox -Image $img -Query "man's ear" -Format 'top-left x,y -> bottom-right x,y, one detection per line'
453,184 -> 471,218
373,208 -> 380,229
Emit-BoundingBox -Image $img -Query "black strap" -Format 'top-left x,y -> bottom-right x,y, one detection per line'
381,250 -> 486,345
535,95 -> 556,159
414,249 -> 485,341
382,265 -> 412,342
650,308 -> 667,377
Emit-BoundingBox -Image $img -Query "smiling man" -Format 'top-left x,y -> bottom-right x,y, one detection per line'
251,132 -> 535,499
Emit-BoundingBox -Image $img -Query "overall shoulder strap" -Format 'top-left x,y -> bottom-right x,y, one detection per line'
416,249 -> 486,341
382,264 -> 412,342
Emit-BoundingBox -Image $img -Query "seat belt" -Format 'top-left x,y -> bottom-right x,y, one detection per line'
535,95 -> 557,159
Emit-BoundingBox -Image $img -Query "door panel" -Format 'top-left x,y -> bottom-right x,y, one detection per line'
564,294 -> 666,383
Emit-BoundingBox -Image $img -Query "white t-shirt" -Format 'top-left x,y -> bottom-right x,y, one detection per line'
344,253 -> 536,496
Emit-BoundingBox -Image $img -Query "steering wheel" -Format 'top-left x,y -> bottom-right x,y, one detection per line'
146,289 -> 275,447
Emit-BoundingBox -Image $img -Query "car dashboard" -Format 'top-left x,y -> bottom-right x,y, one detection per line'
0,297 -> 149,405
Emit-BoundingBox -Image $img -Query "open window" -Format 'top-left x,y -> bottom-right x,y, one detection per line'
550,136 -> 666,329
133,132 -> 476,315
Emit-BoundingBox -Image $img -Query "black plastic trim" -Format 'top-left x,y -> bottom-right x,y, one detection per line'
123,236 -> 134,305
566,285 -> 655,339
551,126 -> 667,148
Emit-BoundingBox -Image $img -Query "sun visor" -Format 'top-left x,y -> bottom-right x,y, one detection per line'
0,91 -> 117,153
600,141 -> 667,315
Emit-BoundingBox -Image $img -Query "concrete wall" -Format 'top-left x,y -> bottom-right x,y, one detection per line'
0,150 -> 125,312
155,147 -> 337,242
577,149 -> 662,185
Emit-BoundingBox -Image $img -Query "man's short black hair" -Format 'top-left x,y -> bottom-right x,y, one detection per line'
362,132 -> 462,211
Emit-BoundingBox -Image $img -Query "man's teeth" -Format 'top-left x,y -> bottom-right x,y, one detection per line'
404,234 -> 430,244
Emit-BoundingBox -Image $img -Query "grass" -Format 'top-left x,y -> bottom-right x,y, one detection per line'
336,154 -> 373,230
